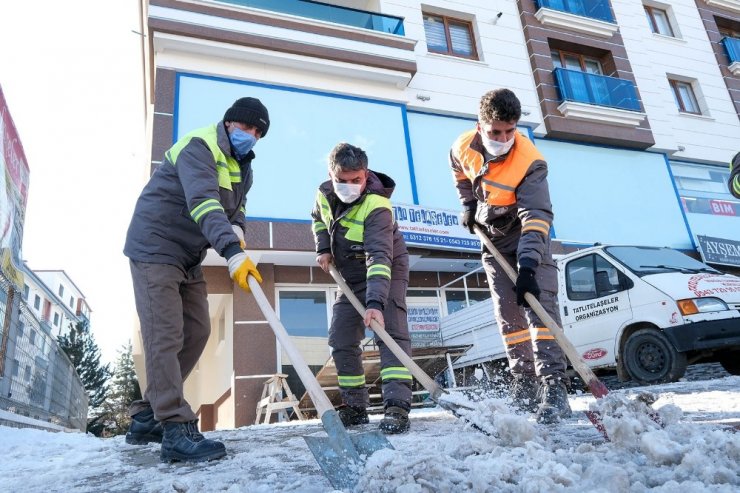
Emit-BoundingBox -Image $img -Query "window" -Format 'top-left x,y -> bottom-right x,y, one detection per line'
69,296 -> 74,309
277,290 -> 329,337
445,289 -> 491,314
423,13 -> 477,59
644,6 -> 674,37
33,294 -> 40,310
58,285 -> 64,297
669,79 -> 701,114
53,313 -> 60,326
17,322 -> 24,337
566,254 -> 628,301
551,50 -> 603,74
24,365 -> 31,382
29,329 -> 37,346
23,284 -> 29,300
12,359 -> 20,377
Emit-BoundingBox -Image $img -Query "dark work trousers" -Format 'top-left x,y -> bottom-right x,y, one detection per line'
328,279 -> 412,408
128,260 -> 211,422
482,251 -> 567,380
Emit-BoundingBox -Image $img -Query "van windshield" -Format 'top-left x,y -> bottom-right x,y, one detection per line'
604,246 -> 719,276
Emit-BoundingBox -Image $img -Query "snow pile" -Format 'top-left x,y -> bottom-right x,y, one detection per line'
1,374 -> 738,492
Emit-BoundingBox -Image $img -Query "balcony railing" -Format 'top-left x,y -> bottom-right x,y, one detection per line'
722,36 -> 740,64
554,68 -> 641,111
217,0 -> 405,35
535,0 -> 614,23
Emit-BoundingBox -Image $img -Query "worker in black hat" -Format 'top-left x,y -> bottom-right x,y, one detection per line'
123,97 -> 270,462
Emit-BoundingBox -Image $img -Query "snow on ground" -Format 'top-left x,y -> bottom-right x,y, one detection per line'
2,372 -> 738,493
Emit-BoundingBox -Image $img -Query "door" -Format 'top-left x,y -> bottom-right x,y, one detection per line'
559,253 -> 633,367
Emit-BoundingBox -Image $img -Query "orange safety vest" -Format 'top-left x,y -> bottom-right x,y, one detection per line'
453,130 -> 544,207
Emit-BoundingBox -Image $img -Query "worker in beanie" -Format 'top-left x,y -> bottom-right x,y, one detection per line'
123,97 -> 269,462
449,89 -> 571,424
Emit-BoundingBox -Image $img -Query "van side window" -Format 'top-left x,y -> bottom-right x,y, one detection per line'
566,254 -> 624,301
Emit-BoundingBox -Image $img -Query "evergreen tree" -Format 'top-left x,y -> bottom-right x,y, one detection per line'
58,320 -> 111,435
100,341 -> 141,436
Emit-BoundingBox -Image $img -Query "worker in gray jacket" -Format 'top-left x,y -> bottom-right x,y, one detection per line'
449,89 -> 570,424
311,143 -> 413,434
123,97 -> 269,461
729,151 -> 740,199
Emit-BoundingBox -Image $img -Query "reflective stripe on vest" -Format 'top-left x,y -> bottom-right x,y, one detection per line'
452,130 -> 544,207
315,191 -> 393,243
165,124 -> 241,191
190,198 -> 224,224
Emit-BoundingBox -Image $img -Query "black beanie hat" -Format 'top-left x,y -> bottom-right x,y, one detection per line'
224,97 -> 270,137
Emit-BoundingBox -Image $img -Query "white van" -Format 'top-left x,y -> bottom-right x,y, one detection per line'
440,245 -> 740,384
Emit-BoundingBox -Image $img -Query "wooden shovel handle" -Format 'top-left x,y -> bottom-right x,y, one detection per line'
327,264 -> 446,401
248,276 -> 336,415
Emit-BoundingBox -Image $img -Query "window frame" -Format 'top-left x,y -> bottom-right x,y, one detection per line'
423,13 -> 478,60
551,50 -> 603,74
669,79 -> 701,115
644,5 -> 675,37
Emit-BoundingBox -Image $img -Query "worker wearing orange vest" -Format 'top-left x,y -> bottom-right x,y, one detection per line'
449,89 -> 571,424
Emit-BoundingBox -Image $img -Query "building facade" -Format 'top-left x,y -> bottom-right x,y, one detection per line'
136,0 -> 740,430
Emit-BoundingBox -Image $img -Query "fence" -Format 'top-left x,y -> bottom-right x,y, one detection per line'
0,275 -> 87,431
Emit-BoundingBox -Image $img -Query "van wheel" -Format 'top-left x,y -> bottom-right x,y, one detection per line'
623,329 -> 687,384
719,352 -> 740,375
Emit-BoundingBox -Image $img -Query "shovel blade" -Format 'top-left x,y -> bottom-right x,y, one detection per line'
304,430 -> 393,489
303,410 -> 394,490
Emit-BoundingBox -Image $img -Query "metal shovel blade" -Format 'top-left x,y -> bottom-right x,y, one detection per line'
303,410 -> 394,490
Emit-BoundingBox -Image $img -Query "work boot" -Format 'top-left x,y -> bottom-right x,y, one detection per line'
160,420 -> 227,463
510,375 -> 540,414
535,377 -> 572,424
125,407 -> 163,445
379,400 -> 410,435
337,405 -> 369,427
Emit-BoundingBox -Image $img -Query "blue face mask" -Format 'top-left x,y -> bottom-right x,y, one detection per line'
229,127 -> 257,158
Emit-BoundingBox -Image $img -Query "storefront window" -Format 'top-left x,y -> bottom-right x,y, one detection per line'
277,290 -> 329,337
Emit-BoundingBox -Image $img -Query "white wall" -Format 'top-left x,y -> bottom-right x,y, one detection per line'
613,0 -> 740,164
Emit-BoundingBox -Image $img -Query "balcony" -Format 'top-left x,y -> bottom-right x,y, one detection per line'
148,0 -> 417,87
214,0 -> 405,35
534,0 -> 618,38
704,0 -> 740,15
554,68 -> 647,126
722,37 -> 740,76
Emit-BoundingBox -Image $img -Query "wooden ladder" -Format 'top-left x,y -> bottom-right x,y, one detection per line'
254,373 -> 305,424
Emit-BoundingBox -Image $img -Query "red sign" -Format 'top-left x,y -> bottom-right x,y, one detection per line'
709,200 -> 735,216
582,348 -> 607,360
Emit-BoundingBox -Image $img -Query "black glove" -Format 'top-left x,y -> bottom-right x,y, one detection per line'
515,267 -> 540,307
461,201 -> 477,234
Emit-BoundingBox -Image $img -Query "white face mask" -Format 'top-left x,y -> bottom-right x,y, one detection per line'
334,182 -> 363,203
482,135 -> 515,157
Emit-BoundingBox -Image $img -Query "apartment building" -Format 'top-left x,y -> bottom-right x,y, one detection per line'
136,0 -> 740,430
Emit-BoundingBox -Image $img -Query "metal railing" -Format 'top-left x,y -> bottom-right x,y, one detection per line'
722,37 -> 740,64
553,68 -> 642,111
535,0 -> 614,23
0,291 -> 87,431
215,0 -> 405,35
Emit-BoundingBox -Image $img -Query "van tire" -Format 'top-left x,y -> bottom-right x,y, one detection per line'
719,352 -> 740,375
623,328 -> 687,384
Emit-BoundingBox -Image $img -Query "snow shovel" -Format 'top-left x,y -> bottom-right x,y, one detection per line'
472,225 -> 664,439
327,264 -> 486,429
247,276 -> 393,490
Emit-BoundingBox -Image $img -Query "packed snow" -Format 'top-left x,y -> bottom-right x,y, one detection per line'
2,368 -> 738,492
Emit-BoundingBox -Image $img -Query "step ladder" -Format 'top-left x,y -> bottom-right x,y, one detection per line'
255,373 -> 305,424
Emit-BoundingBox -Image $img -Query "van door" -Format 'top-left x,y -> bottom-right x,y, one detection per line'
559,253 -> 634,368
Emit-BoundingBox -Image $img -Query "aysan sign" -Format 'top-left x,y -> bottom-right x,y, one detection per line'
392,203 -> 480,252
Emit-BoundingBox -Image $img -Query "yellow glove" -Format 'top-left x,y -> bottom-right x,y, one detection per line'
227,251 -> 262,292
